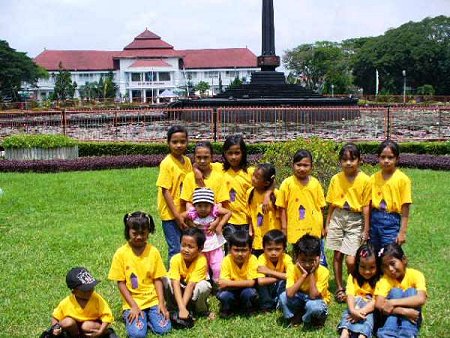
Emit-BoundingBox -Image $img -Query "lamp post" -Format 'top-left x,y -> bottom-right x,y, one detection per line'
402,70 -> 406,104
331,84 -> 334,98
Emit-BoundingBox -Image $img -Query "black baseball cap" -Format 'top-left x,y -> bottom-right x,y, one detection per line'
66,267 -> 99,291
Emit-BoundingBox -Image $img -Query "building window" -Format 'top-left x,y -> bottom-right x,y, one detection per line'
131,73 -> 141,82
145,72 -> 155,81
159,72 -> 171,81
205,71 -> 218,78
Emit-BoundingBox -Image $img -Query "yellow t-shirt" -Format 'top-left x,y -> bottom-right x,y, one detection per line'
247,187 -> 281,250
156,154 -> 193,221
286,264 -> 331,304
180,169 -> 229,204
223,167 -> 255,225
374,268 -> 426,297
108,243 -> 167,311
52,292 -> 113,323
220,254 -> 264,281
276,176 -> 326,244
369,169 -> 412,214
167,253 -> 208,284
346,274 -> 375,301
258,252 -> 293,275
326,171 -> 371,212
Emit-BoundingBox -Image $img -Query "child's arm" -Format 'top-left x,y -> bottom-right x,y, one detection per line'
117,281 -> 143,323
286,264 -> 308,298
346,296 -> 374,322
280,207 -> 287,237
397,203 -> 411,245
162,188 -> 187,229
89,321 -> 109,337
218,278 -> 256,289
307,268 -> 322,300
324,204 -> 335,237
362,205 -> 370,241
50,317 -> 62,336
208,205 -> 231,235
171,279 -> 192,319
154,278 -> 170,320
262,182 -> 275,214
257,266 -> 286,285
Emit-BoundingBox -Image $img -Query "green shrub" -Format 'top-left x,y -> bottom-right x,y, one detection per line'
2,134 -> 77,149
262,137 -> 340,189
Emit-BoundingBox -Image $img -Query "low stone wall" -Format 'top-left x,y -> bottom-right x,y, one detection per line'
5,146 -> 79,160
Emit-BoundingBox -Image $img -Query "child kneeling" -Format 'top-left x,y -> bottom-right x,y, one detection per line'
46,267 -> 115,338
216,231 -> 262,317
165,228 -> 213,327
279,234 -> 330,327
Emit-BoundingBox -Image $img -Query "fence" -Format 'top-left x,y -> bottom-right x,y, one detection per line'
0,106 -> 449,143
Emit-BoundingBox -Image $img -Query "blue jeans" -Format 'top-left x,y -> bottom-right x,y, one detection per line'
338,296 -> 374,337
162,220 -> 181,264
320,239 -> 328,267
278,291 -> 328,324
216,287 -> 258,314
370,209 -> 401,254
377,288 -> 421,338
123,306 -> 171,337
258,280 -> 286,310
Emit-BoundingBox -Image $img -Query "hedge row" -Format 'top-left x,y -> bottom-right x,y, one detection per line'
77,140 -> 450,157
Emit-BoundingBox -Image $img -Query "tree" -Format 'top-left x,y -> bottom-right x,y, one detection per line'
52,63 -> 77,100
0,40 -> 48,101
195,81 -> 210,96
227,76 -> 243,90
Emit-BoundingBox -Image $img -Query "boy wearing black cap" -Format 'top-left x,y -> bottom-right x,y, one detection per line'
49,267 -> 115,337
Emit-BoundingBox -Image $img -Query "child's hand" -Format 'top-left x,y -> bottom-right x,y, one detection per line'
322,226 -> 328,238
158,305 -> 170,321
402,308 -> 420,324
296,262 -> 309,277
86,327 -> 106,337
207,218 -> 220,235
348,309 -> 367,323
257,265 -> 271,275
362,230 -> 369,242
175,215 -> 187,230
179,307 -> 190,320
193,165 -> 205,187
52,324 -> 62,336
396,231 -> 406,245
127,305 -> 143,323
381,299 -> 394,315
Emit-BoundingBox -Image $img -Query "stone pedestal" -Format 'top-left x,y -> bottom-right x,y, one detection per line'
5,146 -> 79,160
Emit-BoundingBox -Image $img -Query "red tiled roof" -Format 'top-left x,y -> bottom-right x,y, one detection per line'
117,49 -> 181,58
179,48 -> 257,69
124,28 -> 173,50
34,50 -> 117,71
129,59 -> 171,68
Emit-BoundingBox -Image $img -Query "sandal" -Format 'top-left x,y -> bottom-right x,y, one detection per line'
335,288 -> 347,303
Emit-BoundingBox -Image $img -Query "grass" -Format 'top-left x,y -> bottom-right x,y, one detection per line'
0,167 -> 449,337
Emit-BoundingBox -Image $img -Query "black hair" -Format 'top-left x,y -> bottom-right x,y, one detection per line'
248,163 -> 276,205
182,227 -> 206,251
123,211 -> 155,240
339,142 -> 361,161
167,125 -> 188,143
352,242 -> 380,289
194,141 -> 214,155
262,229 -> 287,249
378,242 -> 406,262
222,134 -> 248,171
293,149 -> 313,164
228,230 -> 252,249
292,234 -> 320,259
377,139 -> 400,158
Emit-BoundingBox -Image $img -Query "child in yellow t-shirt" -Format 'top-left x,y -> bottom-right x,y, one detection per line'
166,228 -> 213,327
108,212 -> 171,337
279,235 -> 330,327
47,267 -> 115,338
247,163 -> 281,256
375,243 -> 427,337
257,229 -> 293,311
325,143 -> 371,303
156,125 -> 192,263
217,231 -> 263,317
369,140 -> 412,254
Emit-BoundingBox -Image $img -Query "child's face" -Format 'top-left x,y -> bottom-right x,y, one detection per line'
194,202 -> 213,217
252,168 -> 268,189
194,147 -> 212,172
293,157 -> 312,180
378,147 -> 398,173
296,253 -> 319,274
358,255 -> 377,281
128,228 -> 149,248
180,235 -> 200,263
264,241 -> 284,264
230,245 -> 251,265
340,151 -> 360,176
168,132 -> 188,158
381,255 -> 406,281
224,144 -> 243,169
72,288 -> 94,301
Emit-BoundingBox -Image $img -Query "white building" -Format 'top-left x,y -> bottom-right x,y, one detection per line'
33,29 -> 258,102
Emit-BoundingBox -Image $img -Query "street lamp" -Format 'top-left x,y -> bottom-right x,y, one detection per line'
331,84 -> 334,98
402,70 -> 406,104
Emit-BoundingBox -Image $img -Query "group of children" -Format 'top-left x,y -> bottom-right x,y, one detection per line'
44,126 -> 427,338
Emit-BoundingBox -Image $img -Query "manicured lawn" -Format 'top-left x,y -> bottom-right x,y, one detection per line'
0,167 -> 448,337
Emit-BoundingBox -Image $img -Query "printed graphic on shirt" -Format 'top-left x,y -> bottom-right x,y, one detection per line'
380,199 -> 387,211
257,212 -> 264,226
229,188 -> 237,202
299,205 -> 306,220
130,273 -> 138,289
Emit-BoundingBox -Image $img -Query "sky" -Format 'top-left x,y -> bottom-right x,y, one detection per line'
1,0 -> 449,60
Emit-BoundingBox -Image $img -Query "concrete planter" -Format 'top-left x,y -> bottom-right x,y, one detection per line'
5,146 -> 79,160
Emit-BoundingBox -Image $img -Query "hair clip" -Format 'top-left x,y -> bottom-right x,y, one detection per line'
378,248 -> 384,257
360,249 -> 368,258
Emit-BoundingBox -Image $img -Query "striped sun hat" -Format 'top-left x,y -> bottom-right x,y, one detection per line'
192,187 -> 215,205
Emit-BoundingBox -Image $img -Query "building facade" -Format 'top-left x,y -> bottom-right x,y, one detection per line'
33,29 -> 258,102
